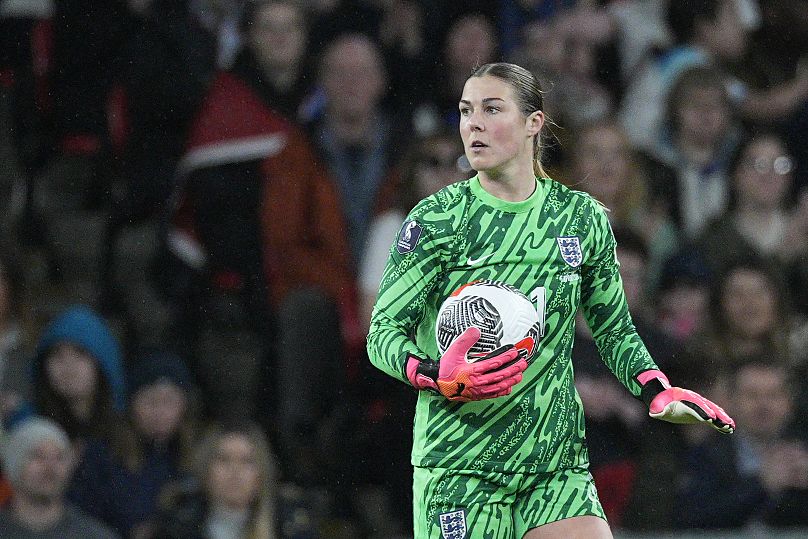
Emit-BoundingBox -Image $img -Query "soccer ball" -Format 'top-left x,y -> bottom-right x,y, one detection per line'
436,280 -> 543,361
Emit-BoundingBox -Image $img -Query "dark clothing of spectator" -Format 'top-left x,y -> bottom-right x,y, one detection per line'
151,478 -> 318,539
113,0 -> 216,221
674,433 -> 808,529
67,439 -> 184,538
51,0 -> 128,153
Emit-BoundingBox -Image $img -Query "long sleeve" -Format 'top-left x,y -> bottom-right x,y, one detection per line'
366,199 -> 453,383
579,198 -> 659,396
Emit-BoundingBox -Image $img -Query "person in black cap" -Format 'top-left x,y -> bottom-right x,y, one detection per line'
68,349 -> 199,538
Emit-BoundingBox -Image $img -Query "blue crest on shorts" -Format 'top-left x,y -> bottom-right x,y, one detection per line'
397,220 -> 423,254
557,236 -> 582,268
439,509 -> 467,539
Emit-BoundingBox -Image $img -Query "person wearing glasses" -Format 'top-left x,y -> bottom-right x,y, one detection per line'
695,132 -> 808,313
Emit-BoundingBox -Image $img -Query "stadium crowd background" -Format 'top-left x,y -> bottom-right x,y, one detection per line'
1,0 -> 808,537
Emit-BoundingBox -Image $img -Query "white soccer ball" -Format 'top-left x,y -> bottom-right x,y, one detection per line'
436,280 -> 543,361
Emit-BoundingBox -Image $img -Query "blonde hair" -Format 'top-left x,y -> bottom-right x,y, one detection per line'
194,422 -> 279,539
470,62 -> 549,178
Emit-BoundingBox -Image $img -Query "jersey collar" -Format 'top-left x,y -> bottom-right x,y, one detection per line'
470,176 -> 550,213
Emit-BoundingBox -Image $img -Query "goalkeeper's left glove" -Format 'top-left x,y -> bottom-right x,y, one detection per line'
637,370 -> 735,434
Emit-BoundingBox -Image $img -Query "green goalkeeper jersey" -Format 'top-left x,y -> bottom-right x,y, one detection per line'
367,176 -> 659,474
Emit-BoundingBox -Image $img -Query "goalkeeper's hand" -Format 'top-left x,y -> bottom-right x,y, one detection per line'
406,326 -> 528,402
637,370 -> 735,434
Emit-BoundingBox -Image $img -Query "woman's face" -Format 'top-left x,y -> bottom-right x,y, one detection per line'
675,86 -> 730,147
459,75 -> 538,176
131,382 -> 187,444
574,125 -> 632,203
721,268 -> 778,338
734,136 -> 793,209
207,433 -> 262,510
249,2 -> 306,70
45,344 -> 98,402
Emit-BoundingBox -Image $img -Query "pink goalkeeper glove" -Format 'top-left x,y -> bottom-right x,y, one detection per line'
406,326 -> 528,402
637,370 -> 735,434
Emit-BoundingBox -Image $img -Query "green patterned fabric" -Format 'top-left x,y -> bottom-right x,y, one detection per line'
413,465 -> 605,538
367,176 -> 658,474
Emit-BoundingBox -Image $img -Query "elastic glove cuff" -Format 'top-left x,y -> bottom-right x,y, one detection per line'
406,355 -> 438,392
637,369 -> 671,408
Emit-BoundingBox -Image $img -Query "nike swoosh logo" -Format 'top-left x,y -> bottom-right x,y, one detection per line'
466,253 -> 493,266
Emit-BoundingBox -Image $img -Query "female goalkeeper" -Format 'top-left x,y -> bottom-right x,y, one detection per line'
366,62 -> 735,539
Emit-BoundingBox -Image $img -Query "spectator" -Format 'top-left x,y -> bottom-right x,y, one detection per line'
158,20 -> 357,486
695,256 -> 796,370
674,360 -> 808,529
152,421 -> 320,539
411,13 -> 499,138
0,416 -> 119,538
619,0 -> 808,152
513,5 -> 618,132
648,66 -> 742,240
563,119 -> 679,289
696,132 -> 808,314
654,250 -> 713,343
236,0 -> 311,122
7,305 -> 131,451
68,349 -> 199,538
305,32 -> 402,265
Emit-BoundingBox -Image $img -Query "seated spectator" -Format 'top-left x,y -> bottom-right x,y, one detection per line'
68,349 -> 199,538
562,119 -> 679,289
305,32 -> 403,266
654,250 -> 713,344
647,66 -> 742,241
157,10 -> 358,465
235,0 -> 311,122
4,304 -> 142,535
696,132 -> 808,315
0,416 -> 119,538
674,359 -> 808,529
152,421 -> 320,539
7,304 -> 130,450
695,256 -> 796,370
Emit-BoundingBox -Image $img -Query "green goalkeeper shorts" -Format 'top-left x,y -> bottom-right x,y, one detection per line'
413,465 -> 606,538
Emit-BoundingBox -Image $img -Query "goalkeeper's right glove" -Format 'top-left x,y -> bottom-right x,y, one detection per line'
405,326 -> 528,402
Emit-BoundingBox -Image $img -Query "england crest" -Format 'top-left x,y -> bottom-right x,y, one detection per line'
557,236 -> 582,268
439,509 -> 467,539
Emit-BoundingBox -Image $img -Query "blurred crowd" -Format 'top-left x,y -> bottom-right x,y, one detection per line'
1,0 -> 808,537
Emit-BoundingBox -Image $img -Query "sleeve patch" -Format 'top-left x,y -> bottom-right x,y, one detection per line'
396,220 -> 423,254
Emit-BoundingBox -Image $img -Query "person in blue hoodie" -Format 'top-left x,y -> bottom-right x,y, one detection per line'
8,304 -> 138,535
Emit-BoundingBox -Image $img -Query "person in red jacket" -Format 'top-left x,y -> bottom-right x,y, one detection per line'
159,11 -> 359,489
